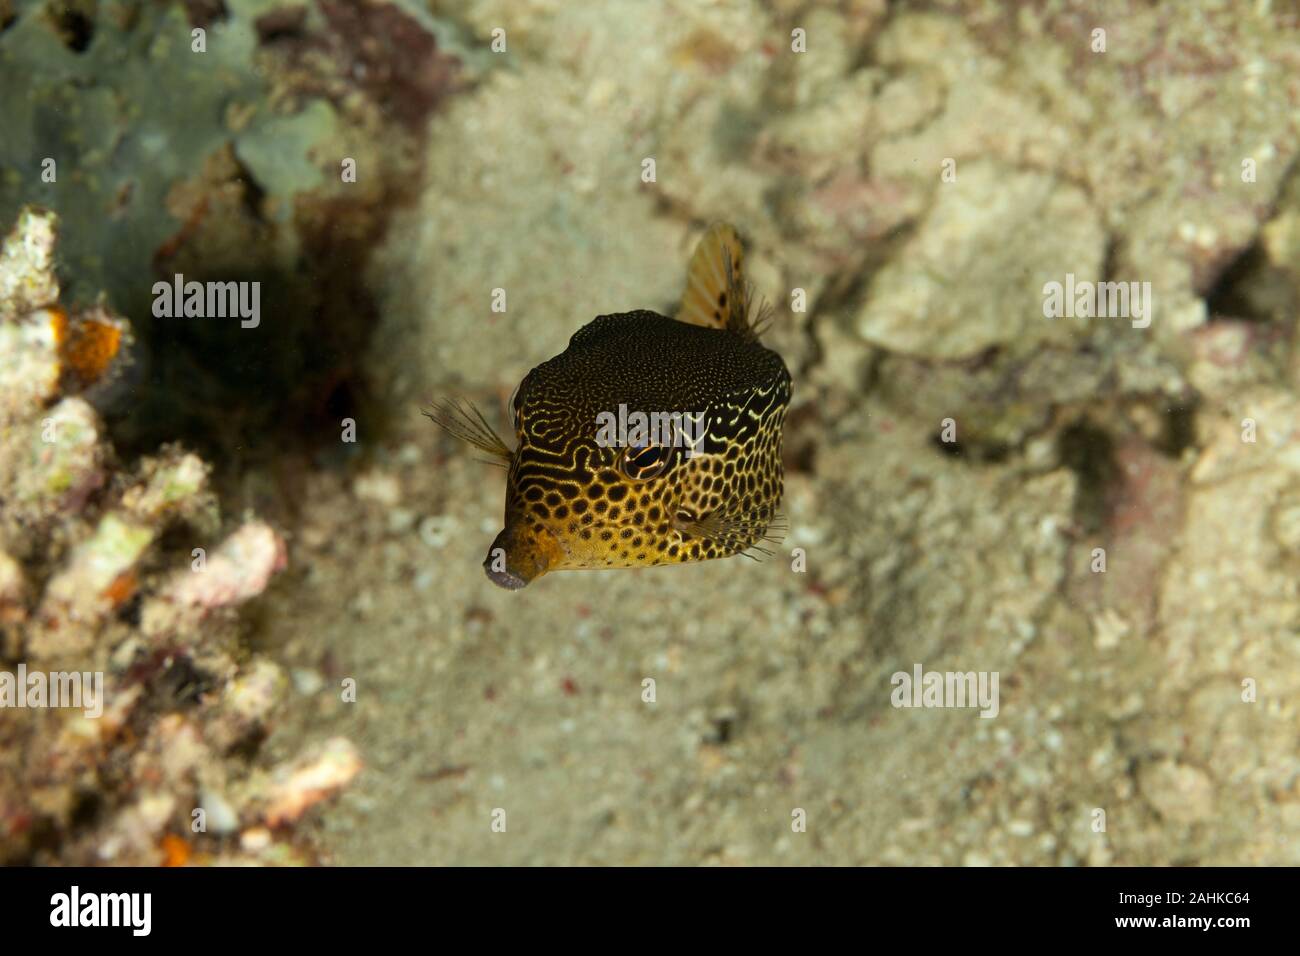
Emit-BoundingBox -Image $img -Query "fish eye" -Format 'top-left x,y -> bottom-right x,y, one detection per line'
620,442 -> 674,481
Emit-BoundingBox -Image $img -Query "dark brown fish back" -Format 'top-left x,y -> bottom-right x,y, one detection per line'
524,310 -> 787,416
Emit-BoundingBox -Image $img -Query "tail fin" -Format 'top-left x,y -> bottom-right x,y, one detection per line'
676,223 -> 769,340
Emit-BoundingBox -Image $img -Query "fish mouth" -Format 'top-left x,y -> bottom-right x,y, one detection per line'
484,564 -> 529,591
482,521 -> 565,591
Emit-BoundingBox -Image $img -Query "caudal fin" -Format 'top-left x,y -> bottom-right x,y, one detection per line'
676,223 -> 768,340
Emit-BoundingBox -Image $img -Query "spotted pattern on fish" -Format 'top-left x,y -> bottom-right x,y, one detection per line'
427,223 -> 791,589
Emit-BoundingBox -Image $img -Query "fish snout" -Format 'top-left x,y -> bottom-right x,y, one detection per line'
483,522 -> 564,590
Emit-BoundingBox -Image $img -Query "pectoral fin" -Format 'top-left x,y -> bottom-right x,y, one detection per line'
424,397 -> 515,467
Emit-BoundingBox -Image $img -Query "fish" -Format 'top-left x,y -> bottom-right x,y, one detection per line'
427,223 -> 791,590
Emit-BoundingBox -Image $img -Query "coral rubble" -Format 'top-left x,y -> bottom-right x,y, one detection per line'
0,207 -> 358,865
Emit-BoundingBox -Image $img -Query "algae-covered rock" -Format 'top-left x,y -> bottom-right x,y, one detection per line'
857,160 -> 1106,361
10,397 -> 107,517
0,204 -> 358,865
0,205 -> 59,321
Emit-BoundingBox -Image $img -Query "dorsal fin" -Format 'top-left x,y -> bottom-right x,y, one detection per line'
676,223 -> 746,331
